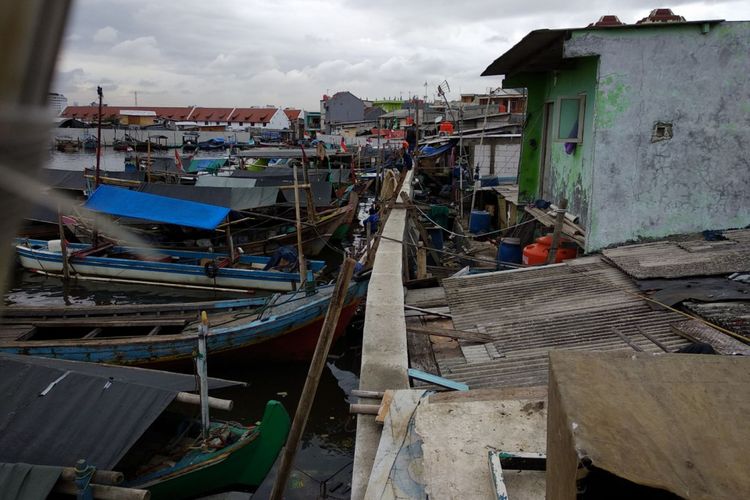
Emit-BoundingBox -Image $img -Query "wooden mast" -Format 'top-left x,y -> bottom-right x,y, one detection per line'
293,162 -> 307,284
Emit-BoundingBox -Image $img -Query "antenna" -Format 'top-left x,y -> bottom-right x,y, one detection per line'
134,91 -> 138,106
436,80 -> 456,123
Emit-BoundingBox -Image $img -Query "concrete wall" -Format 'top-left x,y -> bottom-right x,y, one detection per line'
267,108 -> 291,130
506,57 -> 598,227
494,143 -> 520,178
351,171 -> 412,499
324,92 -> 365,132
51,128 -> 255,147
470,139 -> 521,178
565,22 -> 750,251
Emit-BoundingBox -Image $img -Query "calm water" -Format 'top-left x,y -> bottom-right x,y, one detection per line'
46,148 -> 130,171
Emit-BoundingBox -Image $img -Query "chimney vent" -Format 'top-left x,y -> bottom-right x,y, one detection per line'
636,8 -> 686,24
589,15 -> 625,27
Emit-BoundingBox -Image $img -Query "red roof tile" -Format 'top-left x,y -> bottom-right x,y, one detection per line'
284,109 -> 301,121
60,106 -> 193,121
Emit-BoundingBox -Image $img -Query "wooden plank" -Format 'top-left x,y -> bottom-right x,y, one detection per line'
634,325 -> 669,352
0,298 -> 263,318
611,327 -> 643,352
375,390 -> 395,424
429,385 -> 548,404
496,450 -> 547,471
408,368 -> 469,391
364,390 -> 428,499
13,327 -> 37,341
404,304 -> 452,319
407,325 -> 492,343
488,451 -> 509,500
406,317 -> 440,387
15,318 -> 188,328
83,328 -> 102,339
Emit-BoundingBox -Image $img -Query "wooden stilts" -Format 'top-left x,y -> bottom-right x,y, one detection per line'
269,258 -> 356,500
416,243 -> 427,279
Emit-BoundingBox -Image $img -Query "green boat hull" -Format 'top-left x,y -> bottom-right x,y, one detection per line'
131,400 -> 290,499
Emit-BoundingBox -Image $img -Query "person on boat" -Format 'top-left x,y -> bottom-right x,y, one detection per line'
263,245 -> 299,271
362,207 -> 380,234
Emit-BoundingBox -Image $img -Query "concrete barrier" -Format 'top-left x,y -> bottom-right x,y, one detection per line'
351,170 -> 412,499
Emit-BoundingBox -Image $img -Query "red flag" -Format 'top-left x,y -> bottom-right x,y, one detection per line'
174,149 -> 184,173
340,137 -> 348,152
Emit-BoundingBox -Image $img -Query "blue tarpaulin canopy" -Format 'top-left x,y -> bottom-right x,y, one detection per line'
85,185 -> 230,230
188,158 -> 228,173
419,142 -> 455,158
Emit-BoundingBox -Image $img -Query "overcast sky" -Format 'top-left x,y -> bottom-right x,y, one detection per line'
54,0 -> 749,110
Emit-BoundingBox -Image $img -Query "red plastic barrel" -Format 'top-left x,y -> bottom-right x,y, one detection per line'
522,235 -> 577,265
438,122 -> 454,134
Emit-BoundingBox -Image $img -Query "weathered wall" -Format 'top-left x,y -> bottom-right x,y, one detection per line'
324,92 -> 365,131
506,57 -> 598,228
566,22 -> 750,251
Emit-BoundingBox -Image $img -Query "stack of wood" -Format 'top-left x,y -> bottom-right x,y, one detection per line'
524,205 -> 586,247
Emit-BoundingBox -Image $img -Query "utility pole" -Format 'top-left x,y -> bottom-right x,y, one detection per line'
95,86 -> 103,188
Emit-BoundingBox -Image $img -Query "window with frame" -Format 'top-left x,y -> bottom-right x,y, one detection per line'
554,95 -> 585,143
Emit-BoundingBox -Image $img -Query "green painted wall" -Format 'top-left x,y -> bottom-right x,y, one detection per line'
506,57 -> 599,227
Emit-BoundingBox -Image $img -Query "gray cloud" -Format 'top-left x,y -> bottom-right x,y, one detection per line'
54,0 -> 750,109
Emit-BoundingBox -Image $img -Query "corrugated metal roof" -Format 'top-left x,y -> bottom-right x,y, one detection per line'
481,20 -> 725,77
436,257 -> 693,389
603,229 -> 750,279
683,301 -> 750,338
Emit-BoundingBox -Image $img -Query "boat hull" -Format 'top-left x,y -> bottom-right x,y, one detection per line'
15,240 -> 325,292
130,401 -> 290,499
0,280 -> 368,364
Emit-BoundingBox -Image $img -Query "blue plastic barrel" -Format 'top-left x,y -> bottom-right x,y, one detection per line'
427,227 -> 444,250
469,210 -> 491,234
498,237 -> 522,264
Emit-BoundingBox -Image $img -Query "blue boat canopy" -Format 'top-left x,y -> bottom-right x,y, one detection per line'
419,142 -> 455,158
85,185 -> 230,230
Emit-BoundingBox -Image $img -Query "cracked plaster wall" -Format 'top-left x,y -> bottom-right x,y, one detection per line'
566,22 -> 750,251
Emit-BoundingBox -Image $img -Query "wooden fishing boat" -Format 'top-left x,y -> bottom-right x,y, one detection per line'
55,135 -> 81,152
238,189 -> 359,256
124,400 -> 290,499
0,353 -> 290,499
0,278 -> 368,364
16,239 -> 325,292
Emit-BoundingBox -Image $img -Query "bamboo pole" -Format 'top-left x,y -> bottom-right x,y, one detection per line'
59,468 -> 123,485
269,257 -> 356,500
95,86 -> 103,188
175,391 -> 233,411
197,311 -> 210,439
546,198 -> 568,264
57,204 -> 69,281
292,162 -> 307,284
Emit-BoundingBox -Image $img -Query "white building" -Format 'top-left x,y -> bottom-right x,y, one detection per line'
48,93 -> 68,116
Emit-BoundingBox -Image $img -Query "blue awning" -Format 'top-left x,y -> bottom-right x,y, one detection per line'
85,185 -> 230,230
419,142 -> 455,158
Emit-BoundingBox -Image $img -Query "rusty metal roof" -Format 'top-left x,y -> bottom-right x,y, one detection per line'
603,229 -> 750,279
436,257 -> 693,389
